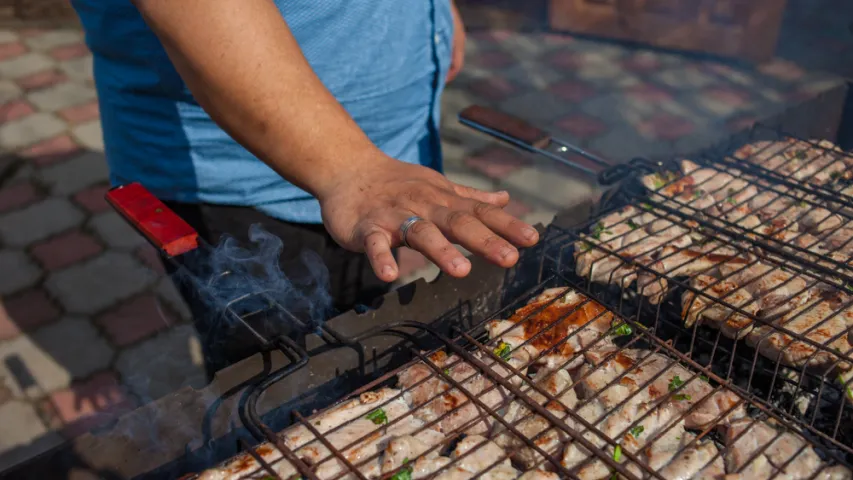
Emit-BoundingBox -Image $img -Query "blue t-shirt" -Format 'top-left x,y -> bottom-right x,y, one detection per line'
72,0 -> 452,224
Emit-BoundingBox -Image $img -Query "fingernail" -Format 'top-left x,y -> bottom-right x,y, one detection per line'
523,227 -> 538,240
499,246 -> 514,259
382,265 -> 396,278
451,257 -> 468,270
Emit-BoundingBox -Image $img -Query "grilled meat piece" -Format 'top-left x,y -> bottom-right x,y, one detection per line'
412,456 -> 453,479
746,286 -> 853,368
716,261 -> 810,319
636,246 -> 750,303
494,368 -> 578,468
682,274 -> 757,339
197,444 -> 296,480
487,288 -> 615,371
724,418 -> 850,480
381,431 -> 446,475
517,470 -> 560,480
582,348 -> 745,429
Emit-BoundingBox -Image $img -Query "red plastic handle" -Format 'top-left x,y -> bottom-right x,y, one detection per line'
105,183 -> 199,257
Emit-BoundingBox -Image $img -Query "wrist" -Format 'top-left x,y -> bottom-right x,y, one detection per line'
312,147 -> 396,203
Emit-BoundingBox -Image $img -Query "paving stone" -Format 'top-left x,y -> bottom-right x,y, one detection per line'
0,251 -> 40,296
0,31 -> 19,44
466,76 -> 519,102
0,99 -> 34,122
22,30 -> 82,52
72,184 -> 110,213
49,43 -> 89,62
71,120 -> 104,152
445,170 -> 496,192
574,59 -> 626,84
499,62 -> 563,90
38,150 -> 108,195
49,371 -> 135,438
498,90 -> 572,124
30,230 -> 104,270
89,210 -> 147,249
32,317 -> 114,380
154,277 -> 192,321
547,79 -> 597,102
553,113 -> 608,139
0,53 -> 54,80
0,183 -> 41,214
500,165 -> 596,213
0,335 -> 71,399
58,100 -> 99,124
3,289 -> 61,335
96,294 -> 174,347
45,252 -> 157,315
17,69 -> 68,92
134,244 -> 166,275
0,79 -> 22,104
464,145 -> 530,179
0,302 -> 20,341
57,56 -> 93,84
637,112 -> 697,141
653,67 -> 716,90
19,134 -> 81,167
0,112 -> 66,150
0,42 -> 26,62
115,324 -> 207,402
27,82 -> 96,113
0,198 -> 84,247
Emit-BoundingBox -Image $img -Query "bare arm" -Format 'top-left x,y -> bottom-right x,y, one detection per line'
133,0 -> 539,281
133,0 -> 375,200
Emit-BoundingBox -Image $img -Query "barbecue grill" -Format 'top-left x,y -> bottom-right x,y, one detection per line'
2,82 -> 853,480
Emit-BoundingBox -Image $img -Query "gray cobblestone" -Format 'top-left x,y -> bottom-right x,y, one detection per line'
31,317 -> 114,380
0,31 -> 19,44
0,336 -> 71,399
22,30 -> 82,51
38,151 -> 108,195
0,198 -> 85,247
71,120 -> 104,152
116,324 -> 206,402
155,278 -> 192,321
500,165 -> 596,212
0,113 -> 67,150
0,250 -> 40,296
498,90 -> 572,124
58,56 -> 94,83
45,252 -> 157,315
0,53 -> 54,80
653,68 -> 716,90
0,80 -> 22,104
27,82 -> 97,113
89,211 -> 146,250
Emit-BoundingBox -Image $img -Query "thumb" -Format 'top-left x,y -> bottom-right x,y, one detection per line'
453,183 -> 511,207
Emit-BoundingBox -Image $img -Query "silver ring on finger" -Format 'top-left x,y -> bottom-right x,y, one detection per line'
399,215 -> 425,249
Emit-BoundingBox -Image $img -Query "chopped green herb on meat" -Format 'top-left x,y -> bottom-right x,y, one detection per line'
640,203 -> 652,211
793,150 -> 807,160
443,368 -> 450,376
630,425 -> 644,438
365,408 -> 388,425
591,222 -> 612,239
611,322 -> 632,337
626,219 -> 639,230
613,445 -> 623,462
494,341 -> 512,361
390,462 -> 413,480
668,376 -> 684,392
672,393 -> 691,401
699,375 -> 710,382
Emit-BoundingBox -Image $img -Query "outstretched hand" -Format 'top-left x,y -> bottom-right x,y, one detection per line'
319,155 -> 540,282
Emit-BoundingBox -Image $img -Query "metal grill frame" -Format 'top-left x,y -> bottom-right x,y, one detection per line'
219,233 -> 853,480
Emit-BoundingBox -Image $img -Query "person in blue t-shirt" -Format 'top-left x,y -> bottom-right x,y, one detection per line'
72,0 -> 539,374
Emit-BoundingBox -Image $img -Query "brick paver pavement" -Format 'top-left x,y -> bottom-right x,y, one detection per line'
0,0 -> 851,469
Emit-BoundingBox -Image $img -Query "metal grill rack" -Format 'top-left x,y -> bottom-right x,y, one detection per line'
215,254 -> 853,479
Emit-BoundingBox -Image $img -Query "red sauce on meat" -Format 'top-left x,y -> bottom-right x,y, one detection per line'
614,353 -> 635,369
510,298 -> 610,352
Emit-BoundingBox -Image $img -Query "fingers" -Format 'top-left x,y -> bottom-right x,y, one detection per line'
402,218 -> 472,277
362,229 -> 399,282
469,199 -> 540,247
430,205 -> 519,268
453,184 -> 510,207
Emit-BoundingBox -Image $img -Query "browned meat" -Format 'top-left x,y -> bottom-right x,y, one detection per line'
724,418 -> 851,480
682,274 -> 757,339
